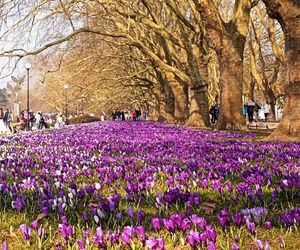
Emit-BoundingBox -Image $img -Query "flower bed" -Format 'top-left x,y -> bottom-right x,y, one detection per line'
0,121 -> 299,249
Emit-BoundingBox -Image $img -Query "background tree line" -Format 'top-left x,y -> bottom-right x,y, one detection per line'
0,0 -> 299,141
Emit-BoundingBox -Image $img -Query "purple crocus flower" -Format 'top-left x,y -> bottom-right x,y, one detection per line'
264,221 -> 272,230
82,211 -> 89,222
2,242 -> 8,250
246,218 -> 256,235
127,206 -> 134,218
151,217 -> 161,231
256,240 -> 264,250
232,213 -> 243,227
19,224 -> 32,241
146,237 -> 157,249
232,242 -> 240,250
190,214 -> 206,229
217,209 -> 230,228
207,241 -> 217,250
180,218 -> 191,232
93,227 -> 106,248
37,227 -> 43,238
187,230 -> 200,247
163,219 -> 175,232
55,243 -> 62,250
31,220 -> 39,230
137,210 -> 145,224
205,225 -> 217,242
136,226 -> 146,245
77,240 -> 86,250
116,212 -> 122,221
170,213 -> 183,228
61,215 -> 68,225
121,226 -> 134,244
157,238 -> 165,250
58,224 -> 73,242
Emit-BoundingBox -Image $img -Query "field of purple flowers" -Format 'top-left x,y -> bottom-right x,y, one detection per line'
0,121 -> 299,249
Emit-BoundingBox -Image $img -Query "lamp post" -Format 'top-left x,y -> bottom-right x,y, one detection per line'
25,63 -> 31,130
64,84 -> 69,121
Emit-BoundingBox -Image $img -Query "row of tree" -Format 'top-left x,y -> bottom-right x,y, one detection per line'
0,0 -> 299,140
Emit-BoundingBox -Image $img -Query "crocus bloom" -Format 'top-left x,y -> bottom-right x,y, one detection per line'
206,225 -> 217,242
19,224 -> 32,241
127,206 -> 134,218
232,213 -> 243,227
264,221 -> 272,230
2,242 -> 8,250
137,210 -> 145,224
207,241 -> 217,250
152,217 -> 161,231
31,220 -> 39,230
163,219 -> 175,232
55,243 -> 62,250
217,209 -> 230,228
246,219 -> 256,235
157,238 -> 165,250
136,226 -> 146,244
256,240 -> 265,250
180,218 -> 191,232
77,240 -> 86,250
146,237 -> 157,249
232,242 -> 240,250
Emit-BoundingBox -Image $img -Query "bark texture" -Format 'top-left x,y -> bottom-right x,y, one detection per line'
263,0 -> 300,141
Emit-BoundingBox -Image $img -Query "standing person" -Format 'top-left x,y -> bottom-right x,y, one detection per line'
132,110 -> 137,121
245,99 -> 256,124
29,111 -> 36,130
112,110 -> 116,120
3,109 -> 8,129
0,108 -> 6,133
39,113 -> 48,129
254,102 -> 261,122
264,102 -> 271,122
5,110 -> 13,133
121,110 -> 125,120
209,104 -> 218,125
144,110 -> 149,120
35,112 -> 41,129
100,111 -> 106,121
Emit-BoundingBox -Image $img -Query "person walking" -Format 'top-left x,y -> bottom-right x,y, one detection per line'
5,110 -> 12,133
264,102 -> 271,122
245,99 -> 256,124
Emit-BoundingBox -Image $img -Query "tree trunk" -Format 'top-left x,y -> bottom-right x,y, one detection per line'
186,85 -> 210,127
268,28 -> 300,140
165,72 -> 189,123
216,38 -> 246,130
157,83 -> 175,123
263,0 -> 300,141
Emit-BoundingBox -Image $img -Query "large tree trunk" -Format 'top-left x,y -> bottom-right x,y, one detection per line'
268,29 -> 300,140
263,0 -> 300,141
216,37 -> 246,130
186,85 -> 210,127
165,72 -> 189,123
157,83 -> 175,123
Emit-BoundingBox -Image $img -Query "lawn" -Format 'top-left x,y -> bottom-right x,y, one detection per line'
0,121 -> 299,249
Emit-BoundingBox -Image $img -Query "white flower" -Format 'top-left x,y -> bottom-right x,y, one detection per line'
95,183 -> 101,190
94,215 -> 99,224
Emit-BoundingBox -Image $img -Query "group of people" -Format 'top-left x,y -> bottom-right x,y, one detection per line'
209,103 -> 220,125
0,108 -> 13,133
244,100 -> 271,124
209,99 -> 272,125
0,110 -> 67,134
111,109 -> 148,121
